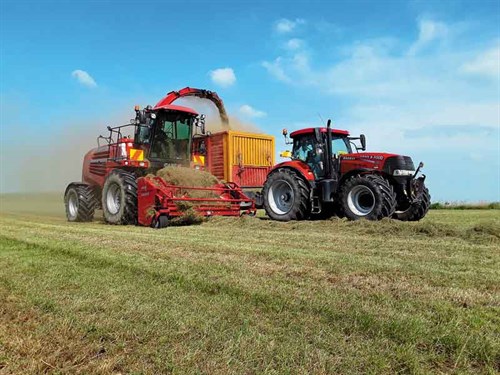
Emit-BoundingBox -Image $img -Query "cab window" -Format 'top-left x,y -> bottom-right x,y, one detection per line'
332,137 -> 351,155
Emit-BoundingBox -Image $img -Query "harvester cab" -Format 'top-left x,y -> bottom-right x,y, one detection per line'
262,119 -> 430,222
131,104 -> 202,170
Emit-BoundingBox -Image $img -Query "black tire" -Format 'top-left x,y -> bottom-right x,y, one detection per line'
340,174 -> 396,220
102,170 -> 138,225
263,168 -> 310,221
64,184 -> 97,222
310,202 -> 335,220
393,184 -> 431,221
151,215 -> 169,229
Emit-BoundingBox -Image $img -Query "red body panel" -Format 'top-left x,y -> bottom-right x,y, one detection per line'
153,104 -> 198,115
82,138 -> 149,188
339,152 -> 399,175
154,87 -> 228,124
269,160 -> 316,181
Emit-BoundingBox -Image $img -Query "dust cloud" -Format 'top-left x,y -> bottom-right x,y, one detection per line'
2,98 -> 264,194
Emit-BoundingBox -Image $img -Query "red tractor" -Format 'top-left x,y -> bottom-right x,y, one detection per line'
261,120 -> 430,221
64,88 -> 255,227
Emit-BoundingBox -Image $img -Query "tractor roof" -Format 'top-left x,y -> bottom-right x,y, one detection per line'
290,127 -> 350,138
153,104 -> 198,116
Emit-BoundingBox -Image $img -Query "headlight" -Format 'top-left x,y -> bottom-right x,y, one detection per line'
393,169 -> 415,176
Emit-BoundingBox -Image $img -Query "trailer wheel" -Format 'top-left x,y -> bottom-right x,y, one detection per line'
64,184 -> 97,222
340,174 -> 396,220
263,168 -> 310,221
102,170 -> 138,225
394,181 -> 431,221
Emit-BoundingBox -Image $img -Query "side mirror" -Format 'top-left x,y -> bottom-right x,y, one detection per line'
360,134 -> 366,151
283,128 -> 292,145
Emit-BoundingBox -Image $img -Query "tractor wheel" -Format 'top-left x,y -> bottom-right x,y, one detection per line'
263,168 -> 310,221
340,174 -> 396,220
393,182 -> 431,221
64,184 -> 97,222
102,170 -> 138,225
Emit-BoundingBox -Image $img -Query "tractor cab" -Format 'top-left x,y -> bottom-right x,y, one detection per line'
286,127 -> 363,179
133,104 -> 203,171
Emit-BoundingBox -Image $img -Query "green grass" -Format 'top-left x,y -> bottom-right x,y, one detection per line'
0,194 -> 499,374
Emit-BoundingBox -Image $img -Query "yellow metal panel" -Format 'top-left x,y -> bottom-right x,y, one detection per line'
226,130 -> 275,167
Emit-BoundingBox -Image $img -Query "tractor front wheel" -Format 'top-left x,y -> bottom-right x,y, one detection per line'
263,168 -> 310,221
64,184 -> 97,222
340,174 -> 396,220
102,170 -> 138,225
393,180 -> 431,221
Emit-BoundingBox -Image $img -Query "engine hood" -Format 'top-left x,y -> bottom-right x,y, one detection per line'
340,152 -> 400,161
339,152 -> 415,175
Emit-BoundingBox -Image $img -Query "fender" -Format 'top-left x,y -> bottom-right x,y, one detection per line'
339,168 -> 377,184
154,87 -> 229,126
268,160 -> 316,182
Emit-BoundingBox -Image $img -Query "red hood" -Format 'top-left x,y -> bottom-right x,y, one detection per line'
341,152 -> 400,160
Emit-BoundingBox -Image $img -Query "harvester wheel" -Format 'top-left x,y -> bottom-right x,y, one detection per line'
64,184 -> 97,222
102,170 -> 138,225
340,174 -> 396,220
263,168 -> 310,221
393,182 -> 431,221
152,215 -> 169,229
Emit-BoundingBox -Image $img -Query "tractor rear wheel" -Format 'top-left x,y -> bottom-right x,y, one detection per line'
102,170 -> 138,225
340,174 -> 396,220
64,184 -> 97,222
263,168 -> 310,221
393,181 -> 431,221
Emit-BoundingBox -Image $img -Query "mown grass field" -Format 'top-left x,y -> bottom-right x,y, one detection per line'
0,193 -> 499,374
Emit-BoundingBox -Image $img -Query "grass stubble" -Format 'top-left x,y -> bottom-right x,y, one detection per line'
0,194 -> 499,374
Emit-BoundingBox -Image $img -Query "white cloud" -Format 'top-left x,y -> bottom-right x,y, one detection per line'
408,19 -> 448,56
209,67 -> 236,87
239,104 -> 267,118
71,69 -> 97,88
275,18 -> 305,33
262,58 -> 292,83
261,17 -> 500,159
461,45 -> 500,79
285,38 -> 304,50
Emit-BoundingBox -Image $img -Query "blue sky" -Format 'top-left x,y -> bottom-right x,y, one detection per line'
1,0 -> 499,201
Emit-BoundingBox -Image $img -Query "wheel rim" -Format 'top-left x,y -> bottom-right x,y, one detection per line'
68,191 -> 78,219
268,180 -> 294,215
106,183 -> 121,215
347,185 -> 375,216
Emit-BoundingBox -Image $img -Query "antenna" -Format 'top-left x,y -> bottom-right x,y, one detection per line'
317,113 -> 325,125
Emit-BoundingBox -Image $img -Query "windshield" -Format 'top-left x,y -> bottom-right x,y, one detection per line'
149,112 -> 193,162
332,136 -> 352,155
291,133 -> 353,179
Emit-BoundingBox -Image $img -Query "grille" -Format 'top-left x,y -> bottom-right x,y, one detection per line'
383,156 -> 415,174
